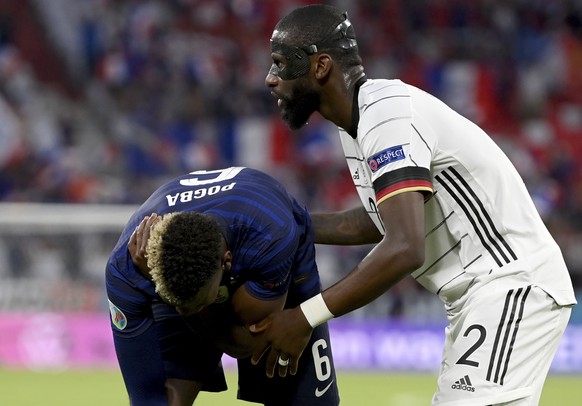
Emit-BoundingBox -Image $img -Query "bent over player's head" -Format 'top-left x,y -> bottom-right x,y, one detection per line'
147,212 -> 223,314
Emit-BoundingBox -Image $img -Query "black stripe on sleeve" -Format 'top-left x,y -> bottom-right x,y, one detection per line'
373,166 -> 432,194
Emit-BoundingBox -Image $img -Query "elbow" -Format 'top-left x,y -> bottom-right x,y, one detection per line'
385,237 -> 425,274
405,247 -> 425,271
402,234 -> 425,271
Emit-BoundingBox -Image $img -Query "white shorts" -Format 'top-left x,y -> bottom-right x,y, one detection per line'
432,284 -> 572,406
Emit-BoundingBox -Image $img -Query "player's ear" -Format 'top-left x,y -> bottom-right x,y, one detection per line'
314,53 -> 333,81
222,251 -> 232,271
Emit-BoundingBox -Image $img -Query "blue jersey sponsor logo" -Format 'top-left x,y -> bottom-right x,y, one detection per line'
367,145 -> 405,172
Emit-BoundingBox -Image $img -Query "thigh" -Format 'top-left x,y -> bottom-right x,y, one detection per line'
237,322 -> 340,406
433,285 -> 571,406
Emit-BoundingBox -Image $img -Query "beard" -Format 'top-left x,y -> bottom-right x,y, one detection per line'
280,81 -> 320,130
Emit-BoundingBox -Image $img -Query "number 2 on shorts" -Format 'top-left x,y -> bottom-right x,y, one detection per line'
456,324 -> 486,367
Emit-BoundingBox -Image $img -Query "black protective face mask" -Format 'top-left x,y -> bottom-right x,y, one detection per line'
269,12 -> 357,81
269,42 -> 312,80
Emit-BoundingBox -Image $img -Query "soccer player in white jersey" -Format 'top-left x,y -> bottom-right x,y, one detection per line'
250,4 -> 577,405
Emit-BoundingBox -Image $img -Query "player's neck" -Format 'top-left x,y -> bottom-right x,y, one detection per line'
320,69 -> 366,133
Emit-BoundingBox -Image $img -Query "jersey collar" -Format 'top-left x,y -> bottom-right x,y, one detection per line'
348,75 -> 367,138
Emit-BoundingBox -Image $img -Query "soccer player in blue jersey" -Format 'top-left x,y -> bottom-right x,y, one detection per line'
252,4 -> 577,406
105,166 -> 339,406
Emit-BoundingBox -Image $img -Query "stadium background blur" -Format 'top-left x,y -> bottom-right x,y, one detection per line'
0,0 -> 581,404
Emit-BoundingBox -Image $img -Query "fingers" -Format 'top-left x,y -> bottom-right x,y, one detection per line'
249,311 -> 305,378
128,214 -> 160,278
249,317 -> 271,334
271,353 -> 298,378
249,318 -> 273,367
134,213 -> 159,254
265,349 -> 279,378
250,343 -> 270,366
251,346 -> 293,378
277,354 -> 290,378
249,341 -> 289,379
289,356 -> 299,376
129,228 -> 137,246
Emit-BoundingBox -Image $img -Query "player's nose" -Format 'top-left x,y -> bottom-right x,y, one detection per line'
265,68 -> 279,88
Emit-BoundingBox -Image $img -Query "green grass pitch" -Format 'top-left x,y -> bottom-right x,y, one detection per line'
0,369 -> 580,405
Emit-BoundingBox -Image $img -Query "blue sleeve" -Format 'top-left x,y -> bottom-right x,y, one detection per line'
238,222 -> 300,300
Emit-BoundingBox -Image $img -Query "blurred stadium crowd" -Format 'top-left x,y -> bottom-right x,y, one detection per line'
0,0 -> 581,320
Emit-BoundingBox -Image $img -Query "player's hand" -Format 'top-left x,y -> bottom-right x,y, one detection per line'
249,306 -> 313,378
128,213 -> 160,280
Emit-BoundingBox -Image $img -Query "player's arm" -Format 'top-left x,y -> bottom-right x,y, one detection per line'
320,191 -> 425,315
231,284 -> 287,328
311,206 -> 382,245
251,191 -> 425,376
189,287 -> 286,359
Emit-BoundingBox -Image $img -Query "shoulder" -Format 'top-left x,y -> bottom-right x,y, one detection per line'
361,78 -> 409,96
358,78 -> 412,110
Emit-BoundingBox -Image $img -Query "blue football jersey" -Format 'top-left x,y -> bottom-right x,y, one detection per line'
107,167 -> 321,305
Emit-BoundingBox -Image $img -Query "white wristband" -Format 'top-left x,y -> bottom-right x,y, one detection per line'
300,293 -> 334,328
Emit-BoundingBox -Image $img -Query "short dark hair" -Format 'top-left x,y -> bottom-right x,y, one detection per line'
147,212 -> 222,307
275,4 -> 362,70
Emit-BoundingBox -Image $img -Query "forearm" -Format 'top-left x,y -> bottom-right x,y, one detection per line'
213,323 -> 256,359
306,192 -> 427,322
324,241 -> 417,317
187,306 -> 256,359
311,206 -> 382,245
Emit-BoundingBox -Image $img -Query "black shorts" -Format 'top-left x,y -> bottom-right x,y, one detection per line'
237,322 -> 340,406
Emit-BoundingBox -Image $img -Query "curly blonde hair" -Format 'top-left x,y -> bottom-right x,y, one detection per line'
147,212 -> 222,307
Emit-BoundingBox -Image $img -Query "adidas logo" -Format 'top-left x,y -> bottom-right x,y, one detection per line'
451,375 -> 475,392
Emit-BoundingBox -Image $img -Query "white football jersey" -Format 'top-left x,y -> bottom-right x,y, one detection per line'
339,78 -> 576,307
